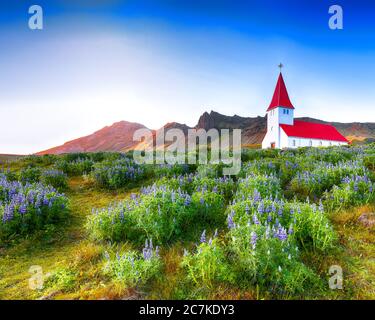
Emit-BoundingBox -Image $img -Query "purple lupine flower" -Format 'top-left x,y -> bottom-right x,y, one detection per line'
253,190 -> 261,202
271,203 -> 276,213
184,196 -> 191,206
265,225 -> 271,239
257,202 -> 264,215
227,210 -> 235,229
214,229 -> 218,238
250,231 -> 257,249
274,226 -> 288,241
278,208 -> 283,217
19,203 -> 27,215
252,213 -> 260,225
245,204 -> 250,215
288,224 -> 294,235
319,200 -> 324,213
200,230 -> 206,243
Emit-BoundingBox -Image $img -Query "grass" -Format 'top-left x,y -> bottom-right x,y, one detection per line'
0,167 -> 374,300
0,154 -> 25,165
0,176 -> 134,300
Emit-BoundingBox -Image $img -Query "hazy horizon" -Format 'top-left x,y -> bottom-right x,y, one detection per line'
1,0 -> 375,154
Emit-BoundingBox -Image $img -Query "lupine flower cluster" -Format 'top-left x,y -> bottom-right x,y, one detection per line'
55,157 -> 94,176
236,174 -> 281,200
41,169 -> 68,190
194,176 -> 235,200
87,183 -> 225,244
103,241 -> 162,288
0,175 -> 68,238
154,163 -> 190,178
290,160 -> 369,198
241,159 -> 280,177
226,189 -> 335,252
181,236 -> 234,289
323,174 -> 375,211
304,146 -> 364,164
92,158 -> 145,189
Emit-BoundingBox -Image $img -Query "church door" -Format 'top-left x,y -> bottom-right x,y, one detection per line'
271,142 -> 276,149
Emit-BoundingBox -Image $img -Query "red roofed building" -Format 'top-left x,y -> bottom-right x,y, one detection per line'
262,72 -> 348,149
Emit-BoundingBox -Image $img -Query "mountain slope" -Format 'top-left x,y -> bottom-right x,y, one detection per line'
196,110 -> 266,145
37,121 -> 147,155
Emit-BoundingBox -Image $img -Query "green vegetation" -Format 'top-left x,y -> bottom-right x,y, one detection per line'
0,145 -> 374,300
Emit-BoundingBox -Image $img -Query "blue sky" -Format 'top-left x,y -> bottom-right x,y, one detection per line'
0,0 -> 375,154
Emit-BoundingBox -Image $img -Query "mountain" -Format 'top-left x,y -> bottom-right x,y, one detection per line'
127,122 -> 192,152
196,110 -> 266,145
37,121 -> 147,155
36,111 -> 375,154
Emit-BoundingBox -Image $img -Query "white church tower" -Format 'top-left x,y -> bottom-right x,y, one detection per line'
262,66 -> 348,149
262,69 -> 295,149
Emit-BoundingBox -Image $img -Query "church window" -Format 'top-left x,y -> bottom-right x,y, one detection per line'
309,140 -> 312,146
319,141 -> 323,146
292,139 -> 296,146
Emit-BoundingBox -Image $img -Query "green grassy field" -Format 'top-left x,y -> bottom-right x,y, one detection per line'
0,149 -> 374,300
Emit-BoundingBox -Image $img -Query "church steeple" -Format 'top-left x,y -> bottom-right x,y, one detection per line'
266,72 -> 295,112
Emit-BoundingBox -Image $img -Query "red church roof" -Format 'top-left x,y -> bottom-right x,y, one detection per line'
267,73 -> 295,112
280,120 -> 348,142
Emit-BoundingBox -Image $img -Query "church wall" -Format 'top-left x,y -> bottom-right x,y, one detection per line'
286,136 -> 348,148
262,109 -> 281,148
278,108 -> 294,125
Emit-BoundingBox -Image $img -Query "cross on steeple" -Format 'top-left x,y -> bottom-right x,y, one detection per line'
278,63 -> 284,73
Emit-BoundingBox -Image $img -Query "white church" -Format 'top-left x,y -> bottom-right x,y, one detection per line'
262,71 -> 348,149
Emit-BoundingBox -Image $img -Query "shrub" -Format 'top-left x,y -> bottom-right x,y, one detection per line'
240,159 -> 281,177
103,241 -> 162,288
227,195 -> 336,252
41,169 -> 68,191
290,160 -> 368,199
241,149 -> 280,162
55,158 -> 94,176
193,176 -> 236,201
363,154 -> 375,171
181,237 -> 235,289
304,146 -> 363,164
0,176 -> 69,239
154,174 -> 195,194
154,163 -> 191,178
91,159 -> 145,189
0,168 -> 18,182
227,223 -> 318,295
44,268 -> 77,292
87,184 -> 226,244
196,163 -> 225,179
236,174 -> 281,200
19,166 -> 42,184
323,175 -> 375,212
